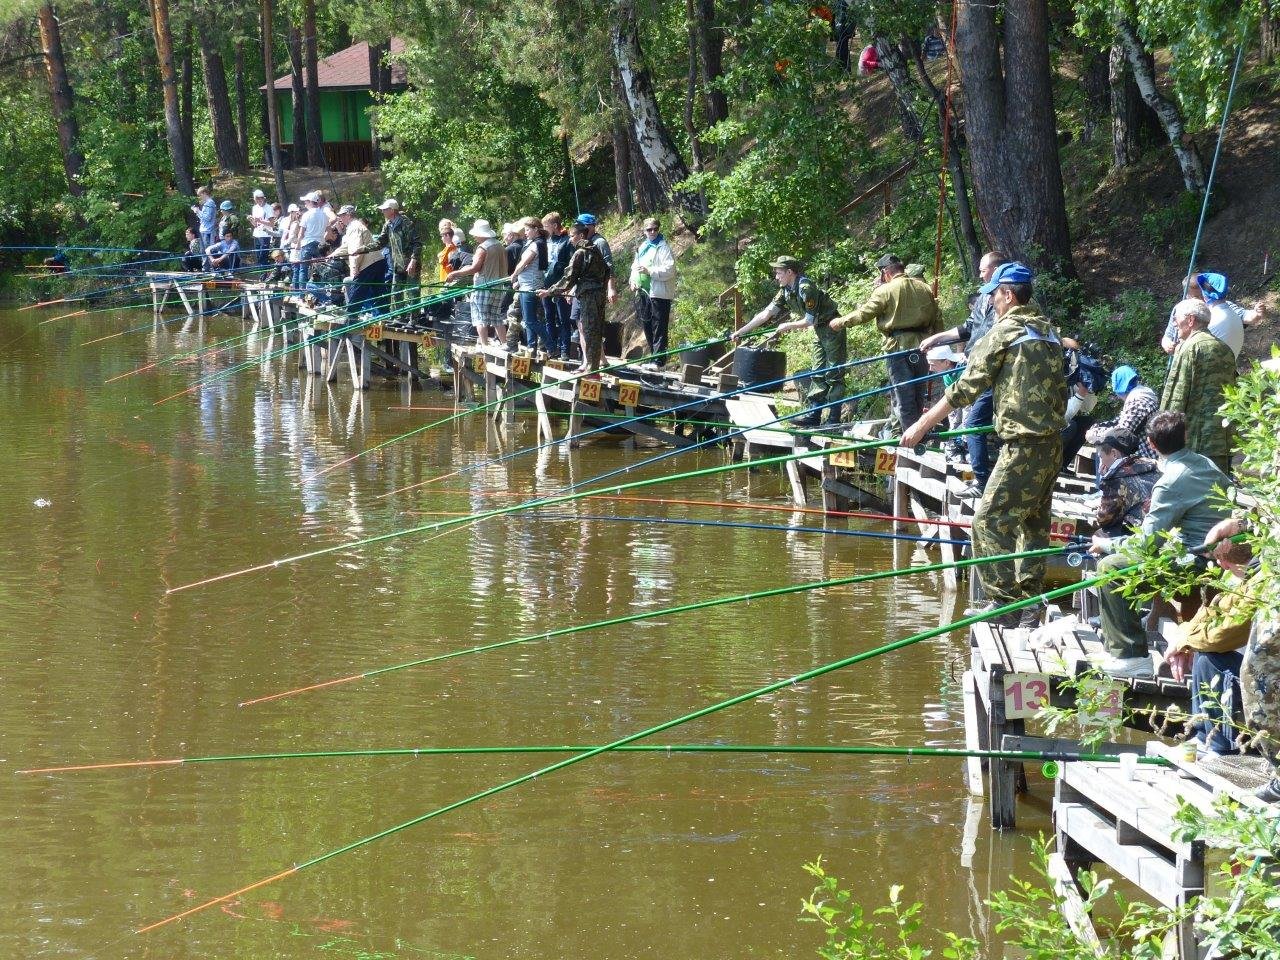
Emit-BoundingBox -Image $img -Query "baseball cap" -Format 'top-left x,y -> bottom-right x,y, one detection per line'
377,198 -> 400,211
337,204 -> 357,216
219,200 -> 234,211
979,261 -> 1034,295
252,189 -> 266,198
1098,428 -> 1139,456
1110,364 -> 1139,395
768,255 -> 804,273
874,253 -> 903,271
286,203 -> 300,213
574,213 -> 598,226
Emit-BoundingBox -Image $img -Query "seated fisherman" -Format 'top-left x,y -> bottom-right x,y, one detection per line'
1165,530 -> 1257,756
181,227 -> 203,272
204,228 -> 240,273
1088,411 -> 1233,678
1093,428 -> 1158,538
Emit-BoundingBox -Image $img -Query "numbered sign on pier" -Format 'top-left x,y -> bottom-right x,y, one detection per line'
472,354 -> 486,373
617,381 -> 641,407
577,378 -> 602,403
420,332 -> 437,348
510,355 -> 532,378
365,323 -> 383,341
874,449 -> 897,475
1002,672 -> 1051,719
1050,517 -> 1077,539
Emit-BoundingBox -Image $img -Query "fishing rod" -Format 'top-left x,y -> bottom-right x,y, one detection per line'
167,426 -> 991,593
31,252 -> 182,281
150,282 -> 488,405
236,540 -> 1065,706
139,568 -> 1126,934
377,347 -> 922,499
19,742 -> 1170,776
389,403 -> 745,433
302,334 -> 736,483
0,244 -> 172,255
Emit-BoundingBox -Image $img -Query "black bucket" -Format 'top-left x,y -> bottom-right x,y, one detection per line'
679,344 -> 716,368
604,322 -> 622,358
732,346 -> 788,391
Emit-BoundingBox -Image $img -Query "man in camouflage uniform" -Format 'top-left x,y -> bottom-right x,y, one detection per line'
732,256 -> 845,426
1160,298 -> 1236,473
830,253 -> 941,431
902,262 -> 1064,629
1093,427 -> 1158,537
539,221 -> 612,373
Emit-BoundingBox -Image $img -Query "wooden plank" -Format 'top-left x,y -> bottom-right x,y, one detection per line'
962,670 -> 985,796
1060,762 -> 1199,859
1046,852 -> 1106,958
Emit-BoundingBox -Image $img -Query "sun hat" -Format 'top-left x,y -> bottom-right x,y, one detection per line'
1195,272 -> 1228,303
252,189 -> 266,198
468,219 -> 497,239
337,204 -> 357,216
1110,364 -> 1139,396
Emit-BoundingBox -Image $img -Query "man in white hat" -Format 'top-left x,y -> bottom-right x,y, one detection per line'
354,198 -> 421,313
296,192 -> 330,292
446,219 -> 507,345
926,343 -> 966,447
249,189 -> 275,267
332,204 -> 384,315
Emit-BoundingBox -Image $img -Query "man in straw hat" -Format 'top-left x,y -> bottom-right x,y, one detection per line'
447,219 -> 508,346
731,255 -> 844,427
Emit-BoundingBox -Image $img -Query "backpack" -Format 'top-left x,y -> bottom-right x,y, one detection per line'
1064,345 -> 1109,394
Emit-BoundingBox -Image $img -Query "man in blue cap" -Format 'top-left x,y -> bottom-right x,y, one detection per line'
1161,272 -> 1245,359
902,261 -> 1065,629
1085,365 -> 1158,460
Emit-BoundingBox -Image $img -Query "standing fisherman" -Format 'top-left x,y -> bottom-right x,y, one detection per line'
731,256 -> 845,427
538,221 -> 611,373
830,253 -> 940,432
901,262 -> 1065,629
356,198 -> 422,314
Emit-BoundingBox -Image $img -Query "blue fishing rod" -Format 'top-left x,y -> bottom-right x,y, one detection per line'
35,252 -> 184,280
380,347 -> 923,499
1,244 -> 172,255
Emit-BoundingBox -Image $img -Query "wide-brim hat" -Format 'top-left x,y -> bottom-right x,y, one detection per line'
469,219 -> 497,239
768,255 -> 803,272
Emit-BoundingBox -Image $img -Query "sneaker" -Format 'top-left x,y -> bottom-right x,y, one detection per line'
1091,654 -> 1154,679
1255,778 -> 1280,803
956,481 -> 983,500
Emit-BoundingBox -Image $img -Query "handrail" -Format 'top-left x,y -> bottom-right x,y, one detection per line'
717,284 -> 743,329
835,158 -> 917,217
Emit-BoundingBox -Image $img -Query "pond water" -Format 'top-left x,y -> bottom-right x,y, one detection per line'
2,303 -> 1048,959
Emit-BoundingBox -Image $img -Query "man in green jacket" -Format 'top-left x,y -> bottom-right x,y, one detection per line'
1160,298 -> 1236,473
732,256 -> 845,427
902,262 -> 1065,628
830,253 -> 940,430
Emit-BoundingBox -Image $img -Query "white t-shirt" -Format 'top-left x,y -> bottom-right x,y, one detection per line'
251,202 -> 274,239
300,206 -> 330,244
1208,301 -> 1244,358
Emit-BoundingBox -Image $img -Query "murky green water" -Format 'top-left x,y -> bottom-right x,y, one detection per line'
2,303 -> 1048,959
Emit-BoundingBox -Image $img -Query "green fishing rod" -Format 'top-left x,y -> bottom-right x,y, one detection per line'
237,538 -> 1060,706
391,403 -> 745,432
20,742 -> 1170,775
379,346 -> 923,499
169,425 -> 991,592
304,333 -> 734,483
139,568 -> 1128,934
152,282 -> 487,405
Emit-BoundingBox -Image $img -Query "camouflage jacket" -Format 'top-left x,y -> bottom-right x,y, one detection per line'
944,304 -> 1066,441
837,274 -> 940,347
1241,607 -> 1280,760
1094,453 -> 1158,537
1159,330 -> 1237,459
767,275 -> 839,327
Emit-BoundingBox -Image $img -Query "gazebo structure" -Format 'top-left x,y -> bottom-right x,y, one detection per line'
261,38 -> 407,172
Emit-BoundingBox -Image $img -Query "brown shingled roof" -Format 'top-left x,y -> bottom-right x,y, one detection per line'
262,38 -> 408,91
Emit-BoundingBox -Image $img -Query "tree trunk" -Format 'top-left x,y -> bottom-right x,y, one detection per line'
609,69 -> 634,215
111,8 -> 131,109
179,21 -> 194,184
302,0 -> 324,167
197,16 -> 247,174
1115,18 -> 1205,194
1262,0 -> 1277,65
874,36 -> 924,142
683,0 -> 704,172
286,20 -> 306,164
1080,48 -> 1108,145
1108,44 -> 1142,168
628,127 -> 664,213
261,0 -> 286,204
610,0 -> 697,211
36,4 -> 83,197
234,39 -> 249,167
149,0 -> 194,194
693,0 -> 726,126
955,0 -> 1073,272
910,42 -> 982,272
367,40 -> 390,169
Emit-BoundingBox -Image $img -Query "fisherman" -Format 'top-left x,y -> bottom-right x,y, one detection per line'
830,253 -> 940,433
1092,428 -> 1158,537
730,256 -> 844,427
333,204 -> 384,316
180,227 -> 203,272
901,261 -> 1065,629
538,220 -> 611,373
356,198 -> 422,314
204,226 -> 240,273
191,186 -> 217,251
920,251 -> 1009,497
216,199 -> 239,244
249,189 -> 275,266
1085,365 -> 1159,460
1160,298 -> 1237,473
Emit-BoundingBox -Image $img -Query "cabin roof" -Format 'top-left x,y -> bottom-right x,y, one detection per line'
262,38 -> 408,92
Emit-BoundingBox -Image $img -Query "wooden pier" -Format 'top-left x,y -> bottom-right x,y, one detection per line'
146,270 -> 214,318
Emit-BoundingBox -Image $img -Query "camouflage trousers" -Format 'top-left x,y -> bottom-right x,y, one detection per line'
1242,613 -> 1280,769
971,436 -> 1061,605
576,287 -> 608,369
803,323 -> 848,411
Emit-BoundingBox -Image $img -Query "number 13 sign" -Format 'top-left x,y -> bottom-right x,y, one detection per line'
1002,672 -> 1051,719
